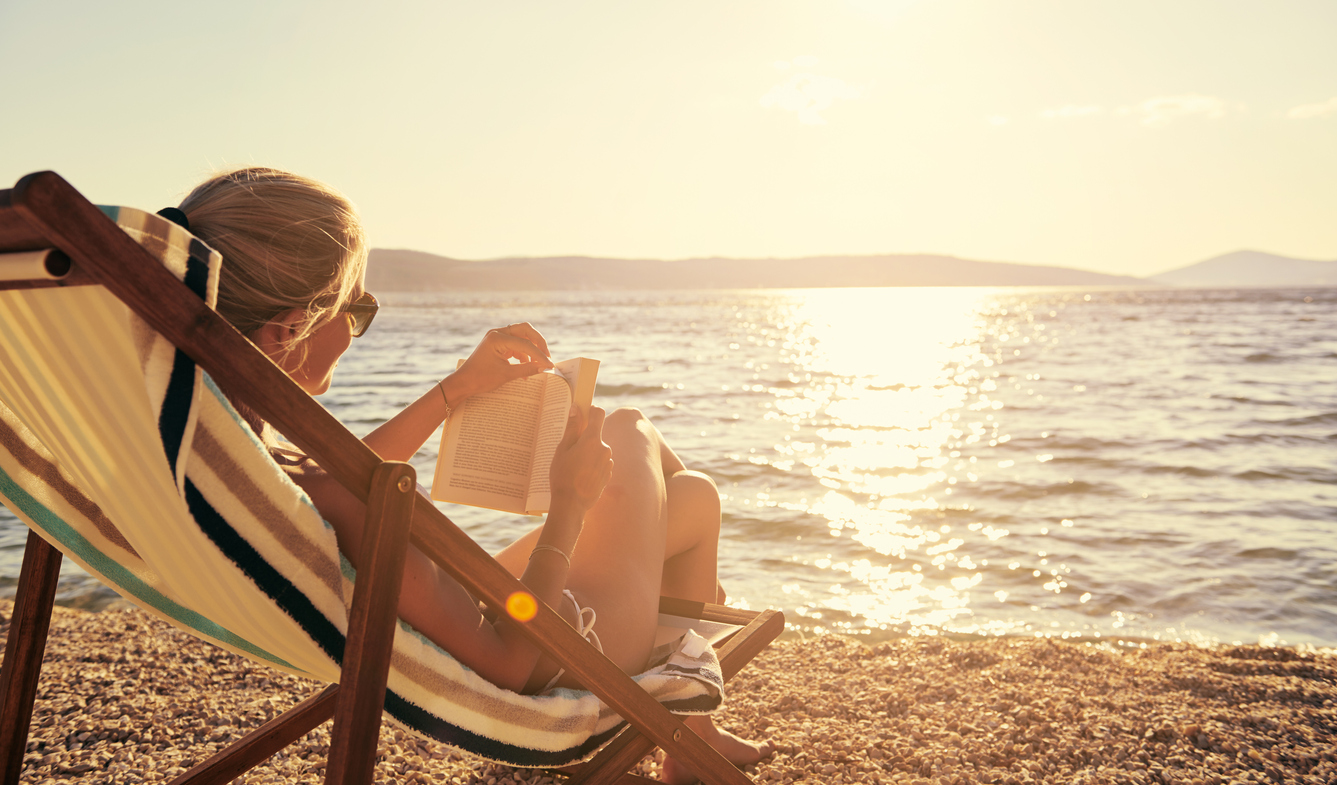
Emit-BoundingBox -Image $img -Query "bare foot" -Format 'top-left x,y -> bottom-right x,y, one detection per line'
660,715 -> 775,784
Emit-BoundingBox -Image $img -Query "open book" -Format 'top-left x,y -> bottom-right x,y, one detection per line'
431,357 -> 600,515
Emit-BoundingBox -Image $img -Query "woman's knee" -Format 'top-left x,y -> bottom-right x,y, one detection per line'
604,406 -> 649,433
593,408 -> 665,504
667,470 -> 721,531
669,469 -> 718,501
602,407 -> 657,453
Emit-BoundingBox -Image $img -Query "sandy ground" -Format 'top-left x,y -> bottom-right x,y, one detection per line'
2,600 -> 1334,784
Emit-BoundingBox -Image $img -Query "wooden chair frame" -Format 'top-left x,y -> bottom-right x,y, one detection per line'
0,172 -> 784,785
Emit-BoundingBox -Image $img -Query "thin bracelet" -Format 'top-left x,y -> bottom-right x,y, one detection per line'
438,380 -> 453,421
529,544 -> 572,569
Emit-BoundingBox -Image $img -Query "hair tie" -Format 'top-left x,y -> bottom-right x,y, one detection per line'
156,207 -> 190,231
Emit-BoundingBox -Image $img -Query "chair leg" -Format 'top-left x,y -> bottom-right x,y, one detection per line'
0,531 -> 63,785
558,727 -> 658,785
325,462 -> 417,785
168,685 -> 339,785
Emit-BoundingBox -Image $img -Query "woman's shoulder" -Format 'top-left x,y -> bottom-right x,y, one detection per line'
271,441 -> 365,540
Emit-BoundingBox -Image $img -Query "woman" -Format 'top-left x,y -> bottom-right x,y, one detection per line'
174,167 -> 772,783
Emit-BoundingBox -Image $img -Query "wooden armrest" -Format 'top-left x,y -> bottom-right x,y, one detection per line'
657,596 -> 760,626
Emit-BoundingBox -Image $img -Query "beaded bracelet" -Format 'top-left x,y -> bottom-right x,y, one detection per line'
529,544 -> 572,569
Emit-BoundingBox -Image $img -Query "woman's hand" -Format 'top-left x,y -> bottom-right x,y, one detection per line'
548,406 -> 613,515
442,323 -> 554,404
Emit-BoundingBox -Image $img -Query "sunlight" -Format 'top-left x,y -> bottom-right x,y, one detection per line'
789,287 -> 986,384
765,287 -> 1004,631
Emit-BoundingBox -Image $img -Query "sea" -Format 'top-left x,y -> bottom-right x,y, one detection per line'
2,285 -> 1334,650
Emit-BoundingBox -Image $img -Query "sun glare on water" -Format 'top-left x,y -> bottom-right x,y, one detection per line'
332,285 -> 1334,648
749,287 -> 1016,637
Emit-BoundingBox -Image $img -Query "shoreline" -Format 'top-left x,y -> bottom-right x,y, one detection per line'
3,600 -> 1334,784
14,587 -> 1335,654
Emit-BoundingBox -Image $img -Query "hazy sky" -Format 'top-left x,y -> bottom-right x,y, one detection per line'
3,1 -> 1335,277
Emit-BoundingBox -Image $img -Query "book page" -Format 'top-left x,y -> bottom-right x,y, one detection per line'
432,373 -> 545,513
524,375 -> 574,513
554,357 -> 600,414
431,357 -> 600,515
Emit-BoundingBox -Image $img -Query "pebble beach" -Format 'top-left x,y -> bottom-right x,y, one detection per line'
4,600 -> 1334,785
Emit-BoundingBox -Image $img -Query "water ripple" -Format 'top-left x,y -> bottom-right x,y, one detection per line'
4,285 -> 1335,648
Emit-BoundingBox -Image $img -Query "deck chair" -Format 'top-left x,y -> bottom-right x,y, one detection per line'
0,171 -> 784,785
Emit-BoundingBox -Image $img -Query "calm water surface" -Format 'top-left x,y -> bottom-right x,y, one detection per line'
3,286 -> 1334,648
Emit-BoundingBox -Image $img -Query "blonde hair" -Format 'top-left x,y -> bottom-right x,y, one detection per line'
178,167 -> 367,364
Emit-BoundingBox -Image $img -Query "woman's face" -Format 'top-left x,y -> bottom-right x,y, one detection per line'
287,310 -> 354,395
286,276 -> 365,396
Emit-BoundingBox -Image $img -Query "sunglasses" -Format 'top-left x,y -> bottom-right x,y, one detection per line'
340,292 -> 379,338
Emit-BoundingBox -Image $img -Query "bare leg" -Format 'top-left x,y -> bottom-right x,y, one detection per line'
524,407 -> 670,690
657,472 -> 774,783
497,419 -> 722,604
660,470 -> 723,604
495,415 -> 681,572
493,409 -> 774,777
640,420 -> 728,603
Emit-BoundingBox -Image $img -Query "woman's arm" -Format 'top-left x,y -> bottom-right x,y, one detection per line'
361,323 -> 554,462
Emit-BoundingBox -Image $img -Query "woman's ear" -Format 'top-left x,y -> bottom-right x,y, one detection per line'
250,309 -> 306,370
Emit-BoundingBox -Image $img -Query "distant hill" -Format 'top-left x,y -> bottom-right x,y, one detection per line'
366,250 -> 1144,291
1150,250 -> 1337,287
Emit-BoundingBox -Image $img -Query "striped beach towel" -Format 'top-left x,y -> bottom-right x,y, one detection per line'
0,207 -> 725,767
